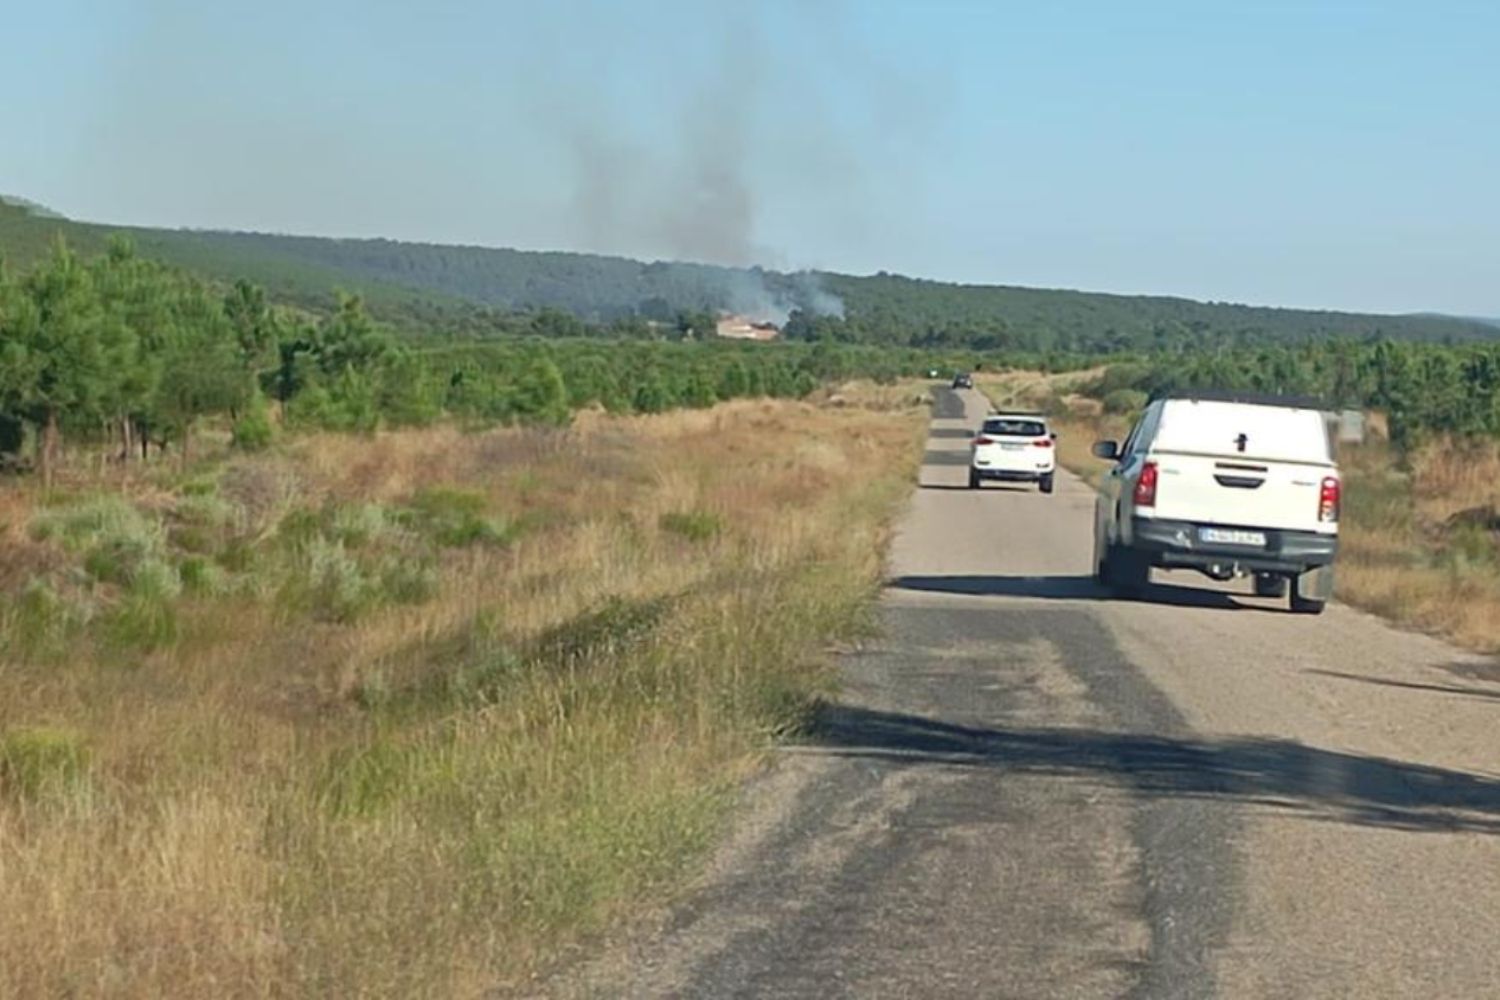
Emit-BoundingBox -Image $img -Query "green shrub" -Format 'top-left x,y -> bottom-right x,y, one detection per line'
329,503 -> 397,549
216,538 -> 256,572
1088,363 -> 1153,399
0,726 -> 90,804
3,581 -> 82,658
232,392 -> 275,451
531,595 -> 672,667
401,488 -> 513,547
320,738 -> 411,819
31,496 -> 161,554
1102,388 -> 1149,415
379,556 -> 440,605
285,537 -> 377,623
178,555 -> 227,595
658,510 -> 722,542
176,492 -> 240,529
101,560 -> 182,651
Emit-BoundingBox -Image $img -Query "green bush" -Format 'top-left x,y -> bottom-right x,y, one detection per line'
284,536 -> 378,623
178,555 -> 227,595
379,555 -> 440,605
0,726 -> 90,804
232,392 -> 276,451
102,559 -> 182,651
1102,388 -> 1149,415
31,496 -> 161,554
329,503 -> 398,549
32,497 -> 168,588
658,510 -> 722,542
402,488 -> 512,547
3,581 -> 83,658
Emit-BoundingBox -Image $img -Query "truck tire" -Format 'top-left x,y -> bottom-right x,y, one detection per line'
1290,593 -> 1326,615
1290,566 -> 1333,614
1253,574 -> 1289,598
1104,545 -> 1150,596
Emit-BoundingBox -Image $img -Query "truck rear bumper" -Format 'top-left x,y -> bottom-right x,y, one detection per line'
1130,517 -> 1337,574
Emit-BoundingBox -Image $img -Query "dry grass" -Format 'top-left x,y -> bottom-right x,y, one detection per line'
0,392 -> 927,998
979,371 -> 1500,654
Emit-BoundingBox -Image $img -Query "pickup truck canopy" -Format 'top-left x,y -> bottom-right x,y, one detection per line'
1153,398 -> 1333,466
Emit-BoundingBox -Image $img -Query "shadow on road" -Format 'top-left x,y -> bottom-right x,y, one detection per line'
928,427 -> 977,439
917,483 -> 1033,493
809,703 -> 1500,835
1307,669 -> 1500,704
922,450 -> 972,466
889,573 -> 1271,611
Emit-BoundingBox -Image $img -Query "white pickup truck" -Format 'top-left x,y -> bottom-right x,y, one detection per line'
1091,391 -> 1340,613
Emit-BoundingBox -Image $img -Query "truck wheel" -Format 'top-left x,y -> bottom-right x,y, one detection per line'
1290,593 -> 1326,615
1290,566 -> 1333,614
1039,474 -> 1055,494
1253,574 -> 1289,598
968,468 -> 981,490
1105,545 -> 1150,596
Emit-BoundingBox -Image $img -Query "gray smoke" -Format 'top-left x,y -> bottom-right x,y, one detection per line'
554,9 -> 847,324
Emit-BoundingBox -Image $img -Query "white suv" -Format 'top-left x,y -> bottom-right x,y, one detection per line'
1091,391 -> 1340,613
970,413 -> 1057,493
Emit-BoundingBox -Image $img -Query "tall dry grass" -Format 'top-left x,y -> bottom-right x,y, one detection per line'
0,392 -> 926,997
978,372 -> 1500,653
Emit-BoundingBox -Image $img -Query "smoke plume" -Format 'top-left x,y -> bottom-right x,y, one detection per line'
554,7 -> 847,322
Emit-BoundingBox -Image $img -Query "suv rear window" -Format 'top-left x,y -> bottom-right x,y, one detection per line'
983,419 -> 1047,437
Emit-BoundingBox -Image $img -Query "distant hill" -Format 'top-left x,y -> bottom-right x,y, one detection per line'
2,194 -> 1495,351
0,194 -> 64,219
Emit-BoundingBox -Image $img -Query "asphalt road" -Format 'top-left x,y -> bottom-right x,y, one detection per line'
552,388 -> 1500,999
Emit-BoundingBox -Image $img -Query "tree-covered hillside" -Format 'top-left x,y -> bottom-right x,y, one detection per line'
3,196 -> 1495,350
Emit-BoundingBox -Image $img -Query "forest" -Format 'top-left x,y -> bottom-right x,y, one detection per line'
0,239 -> 949,486
4,196 -> 1496,352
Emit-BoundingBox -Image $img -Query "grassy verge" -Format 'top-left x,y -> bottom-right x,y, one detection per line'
979,372 -> 1500,654
0,387 -> 927,997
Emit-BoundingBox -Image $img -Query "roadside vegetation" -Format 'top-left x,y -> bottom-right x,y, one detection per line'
980,370 -> 1500,653
0,385 -> 926,997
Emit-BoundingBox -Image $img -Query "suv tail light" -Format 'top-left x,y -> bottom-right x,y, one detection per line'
973,435 -> 993,446
1319,476 -> 1340,523
1034,438 -> 1054,449
1134,462 -> 1159,508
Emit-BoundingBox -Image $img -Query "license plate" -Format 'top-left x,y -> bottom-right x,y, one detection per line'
1001,442 -> 1024,451
1200,527 -> 1266,547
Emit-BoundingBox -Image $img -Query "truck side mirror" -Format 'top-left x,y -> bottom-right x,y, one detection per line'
1091,440 -> 1120,461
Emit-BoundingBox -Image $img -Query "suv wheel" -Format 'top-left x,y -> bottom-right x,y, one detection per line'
968,468 -> 980,490
1039,474 -> 1055,494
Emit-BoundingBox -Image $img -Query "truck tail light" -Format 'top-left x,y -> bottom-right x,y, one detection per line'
1134,462 -> 1159,508
1319,476 -> 1340,523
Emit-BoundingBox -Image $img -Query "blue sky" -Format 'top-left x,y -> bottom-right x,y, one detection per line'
3,1 -> 1497,315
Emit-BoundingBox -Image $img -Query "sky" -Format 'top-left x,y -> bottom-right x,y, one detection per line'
2,0 -> 1498,316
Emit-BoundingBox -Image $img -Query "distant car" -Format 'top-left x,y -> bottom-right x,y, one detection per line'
951,373 -> 974,389
970,413 -> 1056,493
1091,390 -> 1340,613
